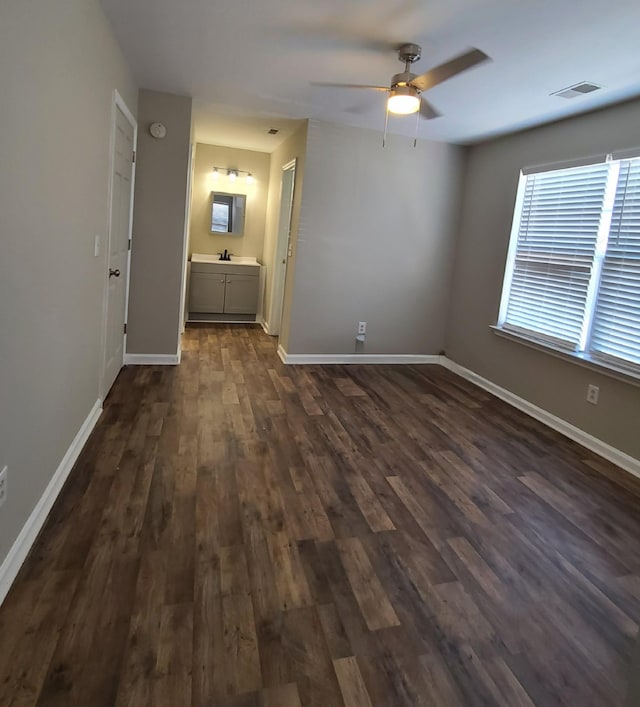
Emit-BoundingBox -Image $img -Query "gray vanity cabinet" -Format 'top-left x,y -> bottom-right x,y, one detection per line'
189,272 -> 226,313
224,273 -> 260,314
189,261 -> 259,316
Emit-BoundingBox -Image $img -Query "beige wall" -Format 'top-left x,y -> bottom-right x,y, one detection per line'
126,90 -> 192,355
189,143 -> 270,259
282,120 -> 466,355
263,122 -> 309,336
0,1 -> 136,567
447,98 -> 640,460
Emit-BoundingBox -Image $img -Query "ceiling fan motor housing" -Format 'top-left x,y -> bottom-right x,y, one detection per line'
392,71 -> 417,88
397,43 -> 422,65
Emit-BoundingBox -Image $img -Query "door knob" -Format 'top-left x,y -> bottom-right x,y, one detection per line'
109,268 -> 121,278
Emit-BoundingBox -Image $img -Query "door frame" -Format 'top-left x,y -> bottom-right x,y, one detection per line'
178,142 -> 195,345
268,158 -> 297,336
99,89 -> 137,401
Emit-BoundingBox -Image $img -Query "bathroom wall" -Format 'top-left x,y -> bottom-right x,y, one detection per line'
263,122 -> 309,334
189,143 -> 271,259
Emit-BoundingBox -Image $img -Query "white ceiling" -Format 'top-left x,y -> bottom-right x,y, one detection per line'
99,0 -> 640,151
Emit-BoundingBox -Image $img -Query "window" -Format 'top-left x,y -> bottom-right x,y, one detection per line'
497,153 -> 640,375
211,194 -> 233,233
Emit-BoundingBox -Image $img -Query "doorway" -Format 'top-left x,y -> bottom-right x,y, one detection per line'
268,159 -> 296,336
101,92 -> 136,398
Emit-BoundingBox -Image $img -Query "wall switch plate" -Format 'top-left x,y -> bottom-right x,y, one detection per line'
586,384 -> 599,405
94,234 -> 101,257
0,466 -> 7,508
358,321 -> 366,334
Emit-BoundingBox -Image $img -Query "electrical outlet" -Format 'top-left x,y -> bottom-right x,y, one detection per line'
94,234 -> 101,257
358,321 -> 366,334
0,466 -> 7,508
586,384 -> 599,405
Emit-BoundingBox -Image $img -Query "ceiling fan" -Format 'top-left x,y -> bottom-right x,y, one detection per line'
313,43 -> 490,121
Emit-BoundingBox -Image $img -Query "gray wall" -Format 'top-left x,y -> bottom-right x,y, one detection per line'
447,98 -> 640,460
0,1 -> 136,565
127,90 -> 192,355
189,143 -> 271,260
283,120 -> 466,355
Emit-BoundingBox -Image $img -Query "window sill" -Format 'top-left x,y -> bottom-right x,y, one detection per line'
490,326 -> 640,387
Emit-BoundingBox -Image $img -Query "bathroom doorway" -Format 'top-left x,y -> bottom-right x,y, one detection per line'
268,159 -> 296,336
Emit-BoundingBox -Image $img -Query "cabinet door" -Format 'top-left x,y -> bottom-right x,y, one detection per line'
189,272 -> 226,313
223,274 -> 259,314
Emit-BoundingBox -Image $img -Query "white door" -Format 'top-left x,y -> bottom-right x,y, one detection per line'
269,159 -> 296,335
103,102 -> 135,396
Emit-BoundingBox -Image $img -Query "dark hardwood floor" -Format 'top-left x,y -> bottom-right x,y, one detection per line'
1,324 -> 639,706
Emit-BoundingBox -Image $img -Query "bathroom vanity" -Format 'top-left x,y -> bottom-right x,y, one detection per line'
188,253 -> 261,322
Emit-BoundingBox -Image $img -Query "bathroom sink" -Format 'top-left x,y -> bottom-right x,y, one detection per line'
191,253 -> 259,266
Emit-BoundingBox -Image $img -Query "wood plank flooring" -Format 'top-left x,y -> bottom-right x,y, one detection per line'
1,324 -> 639,706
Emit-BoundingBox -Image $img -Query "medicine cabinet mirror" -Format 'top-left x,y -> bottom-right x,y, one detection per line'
211,191 -> 246,235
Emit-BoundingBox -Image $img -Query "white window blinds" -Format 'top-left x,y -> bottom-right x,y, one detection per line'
502,163 -> 610,348
498,153 -> 640,375
590,159 -> 640,367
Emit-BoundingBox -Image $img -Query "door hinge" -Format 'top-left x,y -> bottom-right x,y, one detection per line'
124,323 -> 127,334
128,240 -> 131,251
132,150 -> 136,164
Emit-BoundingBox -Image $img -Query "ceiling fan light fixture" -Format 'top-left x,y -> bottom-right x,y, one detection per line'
387,86 -> 420,115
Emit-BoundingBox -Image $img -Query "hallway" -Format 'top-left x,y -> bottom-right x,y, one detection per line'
0,324 -> 638,706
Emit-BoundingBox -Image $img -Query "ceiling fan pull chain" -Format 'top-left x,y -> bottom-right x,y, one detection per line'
413,100 -> 421,148
382,104 -> 390,148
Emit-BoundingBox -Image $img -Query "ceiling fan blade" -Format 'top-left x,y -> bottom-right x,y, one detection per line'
311,82 -> 389,91
411,48 -> 490,92
419,99 -> 441,120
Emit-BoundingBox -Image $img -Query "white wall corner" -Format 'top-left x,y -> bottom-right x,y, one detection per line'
441,357 -> 640,480
124,353 -> 180,365
0,398 -> 103,607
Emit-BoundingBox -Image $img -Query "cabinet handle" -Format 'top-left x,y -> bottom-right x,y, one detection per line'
220,279 -> 225,282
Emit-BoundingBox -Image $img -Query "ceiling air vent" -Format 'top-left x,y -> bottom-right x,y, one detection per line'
268,128 -> 279,135
552,82 -> 602,99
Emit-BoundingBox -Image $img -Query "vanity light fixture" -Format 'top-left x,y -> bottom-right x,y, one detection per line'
210,166 -> 257,184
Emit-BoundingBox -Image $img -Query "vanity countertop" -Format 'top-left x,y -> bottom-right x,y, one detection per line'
191,253 -> 260,266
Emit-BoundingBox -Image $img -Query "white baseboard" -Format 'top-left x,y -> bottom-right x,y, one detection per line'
124,353 -> 180,365
0,398 -> 103,607
441,358 -> 640,480
277,345 -> 440,365
258,317 -> 270,335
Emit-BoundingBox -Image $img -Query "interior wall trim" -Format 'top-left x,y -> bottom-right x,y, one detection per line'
123,353 -> 180,365
257,316 -> 270,335
277,345 -> 440,365
441,358 -> 640,480
0,398 -> 103,607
